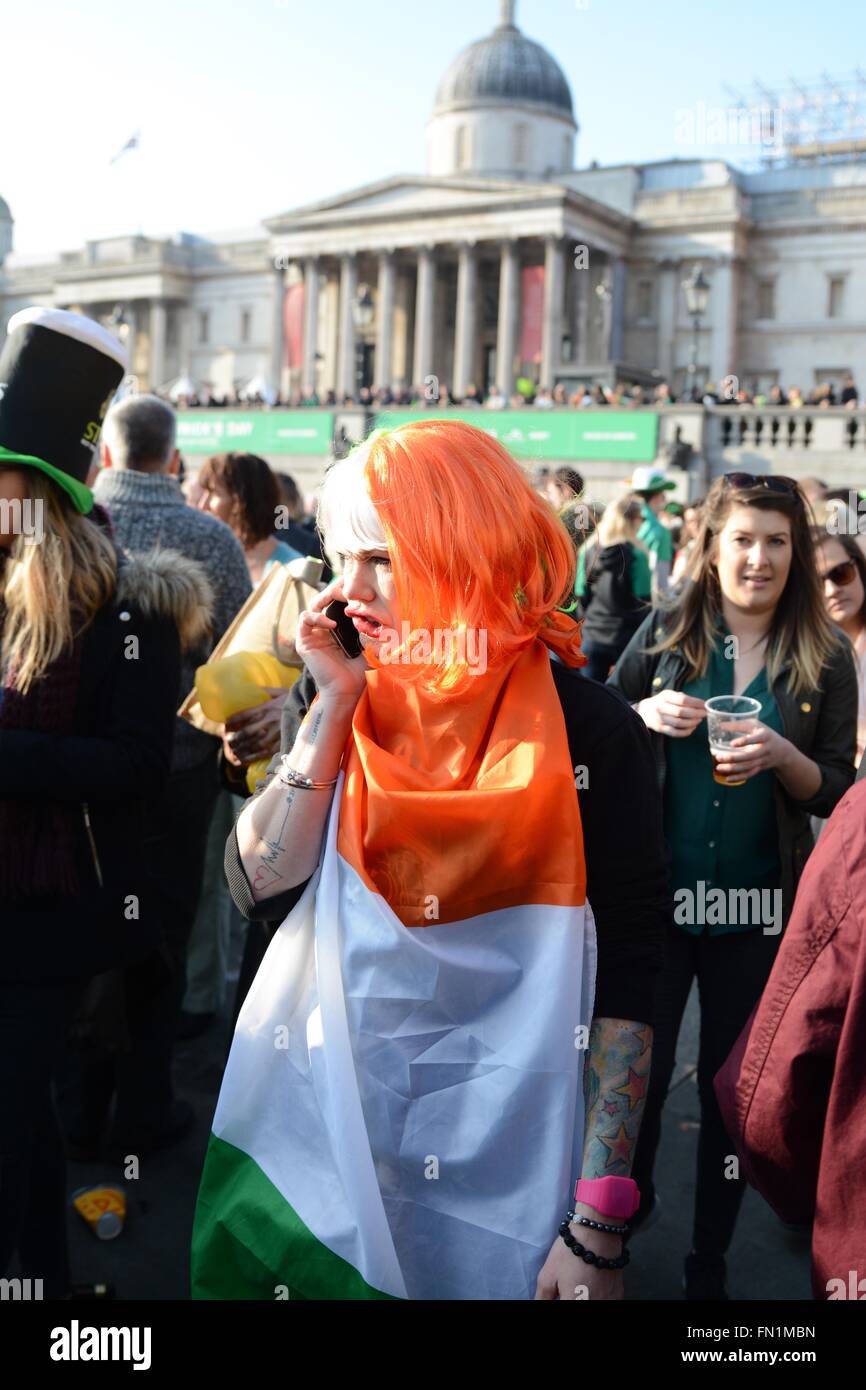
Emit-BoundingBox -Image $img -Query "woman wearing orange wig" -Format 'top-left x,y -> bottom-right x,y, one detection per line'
192,419 -> 670,1301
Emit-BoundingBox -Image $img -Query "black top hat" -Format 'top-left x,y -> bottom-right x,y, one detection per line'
0,307 -> 128,513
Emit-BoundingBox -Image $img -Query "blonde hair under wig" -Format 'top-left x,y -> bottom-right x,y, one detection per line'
1,467 -> 117,691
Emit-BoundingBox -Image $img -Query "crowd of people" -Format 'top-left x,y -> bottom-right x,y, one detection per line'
166,374 -> 863,412
2,305 -> 865,1304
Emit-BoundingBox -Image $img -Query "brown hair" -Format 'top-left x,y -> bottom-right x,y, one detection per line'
649,476 -> 838,696
198,452 -> 280,547
813,530 -> 866,633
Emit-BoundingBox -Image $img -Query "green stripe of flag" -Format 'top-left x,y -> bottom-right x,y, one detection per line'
191,1134 -> 399,1301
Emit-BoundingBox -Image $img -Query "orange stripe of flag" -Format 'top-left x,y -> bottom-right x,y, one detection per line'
337,640 -> 586,926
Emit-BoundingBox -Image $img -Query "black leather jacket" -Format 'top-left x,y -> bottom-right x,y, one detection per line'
608,610 -> 858,927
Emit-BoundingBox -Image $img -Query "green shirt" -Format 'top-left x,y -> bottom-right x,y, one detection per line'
663,638 -> 783,936
637,505 -> 674,565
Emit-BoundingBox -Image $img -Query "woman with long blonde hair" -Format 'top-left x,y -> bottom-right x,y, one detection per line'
193,419 -> 673,1301
0,308 -> 211,1299
608,471 -> 858,1298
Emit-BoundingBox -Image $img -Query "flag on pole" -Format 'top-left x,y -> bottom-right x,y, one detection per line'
191,638 -> 596,1300
110,131 -> 140,165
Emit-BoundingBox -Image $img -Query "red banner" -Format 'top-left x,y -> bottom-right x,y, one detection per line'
520,265 -> 545,365
283,282 -> 305,369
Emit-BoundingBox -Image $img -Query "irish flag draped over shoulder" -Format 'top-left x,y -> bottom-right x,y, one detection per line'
191,630 -> 597,1300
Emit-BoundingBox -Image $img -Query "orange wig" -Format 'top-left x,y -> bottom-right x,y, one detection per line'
319,418 -> 578,699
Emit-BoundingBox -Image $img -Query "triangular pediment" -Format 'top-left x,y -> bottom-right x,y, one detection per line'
265,174 -> 563,230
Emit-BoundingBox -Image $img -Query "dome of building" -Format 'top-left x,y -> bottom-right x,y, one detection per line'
433,1 -> 573,120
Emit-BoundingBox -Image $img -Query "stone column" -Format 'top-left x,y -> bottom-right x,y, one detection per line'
269,264 -> 286,395
453,242 -> 478,396
123,304 -> 138,384
656,260 -> 677,383
323,267 -> 339,394
176,303 -> 192,377
376,250 -> 396,390
541,236 -> 565,386
710,257 -> 738,388
609,256 -> 627,362
149,300 -> 167,391
412,246 -> 437,387
303,256 -> 320,394
496,239 -> 520,397
574,258 -> 590,366
337,252 -> 358,399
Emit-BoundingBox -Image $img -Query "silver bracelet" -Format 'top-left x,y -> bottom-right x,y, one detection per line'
277,757 -> 338,791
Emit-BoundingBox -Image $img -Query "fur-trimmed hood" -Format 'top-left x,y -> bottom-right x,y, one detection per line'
115,547 -> 214,651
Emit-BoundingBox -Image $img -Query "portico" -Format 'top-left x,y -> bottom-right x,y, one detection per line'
267,175 -> 631,400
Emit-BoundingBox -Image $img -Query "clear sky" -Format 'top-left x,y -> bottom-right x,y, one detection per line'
2,0 -> 861,255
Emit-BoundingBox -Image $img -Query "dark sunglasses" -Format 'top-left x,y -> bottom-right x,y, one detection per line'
723,472 -> 801,497
819,559 -> 858,587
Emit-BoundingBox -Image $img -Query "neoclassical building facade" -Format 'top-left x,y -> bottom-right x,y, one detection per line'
2,0 -> 865,401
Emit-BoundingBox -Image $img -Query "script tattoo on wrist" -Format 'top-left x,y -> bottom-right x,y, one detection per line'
304,708 -> 324,746
581,1019 -> 653,1178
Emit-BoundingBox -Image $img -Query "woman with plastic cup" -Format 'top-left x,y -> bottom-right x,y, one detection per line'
608,471 -> 858,1299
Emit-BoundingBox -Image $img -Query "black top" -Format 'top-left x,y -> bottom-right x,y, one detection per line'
0,564 -> 182,981
579,542 -> 650,651
225,659 -> 672,1025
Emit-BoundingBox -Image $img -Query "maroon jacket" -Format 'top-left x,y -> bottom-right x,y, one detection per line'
715,780 -> 866,1299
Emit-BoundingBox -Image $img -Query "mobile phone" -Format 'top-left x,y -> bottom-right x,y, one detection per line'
325,600 -> 364,659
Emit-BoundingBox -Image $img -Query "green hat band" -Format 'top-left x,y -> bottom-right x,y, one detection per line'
0,445 -> 94,514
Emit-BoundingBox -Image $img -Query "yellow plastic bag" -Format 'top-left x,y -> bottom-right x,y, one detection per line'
194,651 -> 300,794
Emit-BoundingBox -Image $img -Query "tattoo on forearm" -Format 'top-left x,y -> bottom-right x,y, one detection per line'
252,788 -> 296,894
581,1019 -> 653,1178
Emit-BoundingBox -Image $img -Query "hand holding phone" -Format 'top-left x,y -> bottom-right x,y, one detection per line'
294,589 -> 369,709
324,600 -> 364,659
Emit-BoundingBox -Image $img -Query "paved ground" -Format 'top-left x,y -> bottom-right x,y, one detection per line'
62,975 -> 811,1302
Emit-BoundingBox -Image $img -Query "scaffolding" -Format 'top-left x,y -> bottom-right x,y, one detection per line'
720,71 -> 866,166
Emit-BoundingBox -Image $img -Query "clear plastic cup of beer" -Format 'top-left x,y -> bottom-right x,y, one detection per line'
704,695 -> 762,787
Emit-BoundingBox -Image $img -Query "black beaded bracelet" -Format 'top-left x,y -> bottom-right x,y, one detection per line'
566,1209 -> 629,1236
559,1218 -> 631,1270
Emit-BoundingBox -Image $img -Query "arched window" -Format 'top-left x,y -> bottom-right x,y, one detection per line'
455,124 -> 469,171
562,133 -> 572,170
513,122 -> 529,169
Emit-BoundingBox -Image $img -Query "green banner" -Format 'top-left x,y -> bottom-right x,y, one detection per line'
374,410 -> 658,462
176,411 -> 334,456
569,412 -> 659,461
175,408 -> 658,462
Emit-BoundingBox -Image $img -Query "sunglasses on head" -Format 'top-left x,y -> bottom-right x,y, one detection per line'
819,559 -> 858,587
723,472 -> 800,496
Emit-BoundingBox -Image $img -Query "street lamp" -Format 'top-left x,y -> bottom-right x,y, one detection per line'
683,265 -> 710,400
594,277 -> 612,328
107,304 -> 138,395
109,303 -> 129,343
352,283 -> 375,399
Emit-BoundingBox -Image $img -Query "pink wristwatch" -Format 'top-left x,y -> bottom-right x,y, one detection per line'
574,1176 -> 640,1221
